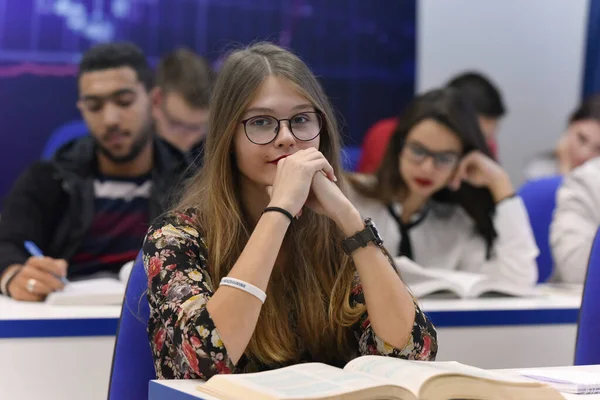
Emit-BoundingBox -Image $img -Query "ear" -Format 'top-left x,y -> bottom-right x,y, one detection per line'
150,87 -> 162,107
76,100 -> 84,114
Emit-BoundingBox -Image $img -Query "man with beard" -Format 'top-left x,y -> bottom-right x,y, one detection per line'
0,42 -> 190,301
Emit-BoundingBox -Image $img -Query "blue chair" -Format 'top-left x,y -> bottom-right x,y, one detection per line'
518,176 -> 564,282
42,120 -> 88,159
108,252 -> 156,400
575,226 -> 600,365
341,146 -> 362,172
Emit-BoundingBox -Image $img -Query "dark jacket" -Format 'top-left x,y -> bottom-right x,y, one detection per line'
0,136 -> 192,278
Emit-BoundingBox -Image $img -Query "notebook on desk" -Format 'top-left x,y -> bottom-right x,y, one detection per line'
45,278 -> 126,305
195,356 -> 564,400
45,261 -> 133,306
394,256 -> 536,299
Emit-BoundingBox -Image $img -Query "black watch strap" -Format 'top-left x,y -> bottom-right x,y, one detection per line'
341,218 -> 383,255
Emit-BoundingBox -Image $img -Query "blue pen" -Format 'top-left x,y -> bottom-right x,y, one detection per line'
24,241 -> 69,284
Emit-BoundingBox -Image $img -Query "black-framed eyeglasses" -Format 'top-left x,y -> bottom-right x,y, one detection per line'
240,111 -> 323,145
404,142 -> 461,170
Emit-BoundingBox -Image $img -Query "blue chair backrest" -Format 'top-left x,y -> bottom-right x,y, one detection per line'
575,227 -> 600,365
42,120 -> 88,159
517,176 -> 563,282
341,146 -> 362,172
108,252 -> 155,400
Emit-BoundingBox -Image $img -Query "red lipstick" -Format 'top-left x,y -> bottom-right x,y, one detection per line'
414,177 -> 433,187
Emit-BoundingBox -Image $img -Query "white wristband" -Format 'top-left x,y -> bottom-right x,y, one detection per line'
220,277 -> 267,304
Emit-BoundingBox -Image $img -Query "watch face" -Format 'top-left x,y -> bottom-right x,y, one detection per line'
365,218 -> 383,245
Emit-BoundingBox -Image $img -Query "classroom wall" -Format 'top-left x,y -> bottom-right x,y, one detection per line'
417,0 -> 590,184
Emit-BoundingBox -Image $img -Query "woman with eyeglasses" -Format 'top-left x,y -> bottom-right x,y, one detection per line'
142,43 -> 437,380
348,88 -> 538,286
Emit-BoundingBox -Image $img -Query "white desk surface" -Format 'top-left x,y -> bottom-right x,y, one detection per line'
0,284 -> 581,320
0,296 -> 121,320
149,364 -> 600,400
0,285 -> 582,340
419,285 -> 582,312
0,288 -> 584,399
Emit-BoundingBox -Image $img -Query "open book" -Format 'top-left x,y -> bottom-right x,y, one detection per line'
516,368 -> 600,395
394,256 -> 535,299
45,261 -> 133,306
196,356 -> 563,400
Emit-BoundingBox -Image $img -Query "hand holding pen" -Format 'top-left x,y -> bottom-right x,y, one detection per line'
1,241 -> 68,302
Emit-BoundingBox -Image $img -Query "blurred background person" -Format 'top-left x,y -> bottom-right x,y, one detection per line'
0,43 -> 190,301
550,157 -> 600,283
523,93 -> 600,180
446,72 -> 506,159
357,71 -> 506,173
349,88 -> 537,286
151,48 -> 215,164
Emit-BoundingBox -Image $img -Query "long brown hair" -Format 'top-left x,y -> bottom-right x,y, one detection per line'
350,88 -> 497,258
177,43 -> 364,365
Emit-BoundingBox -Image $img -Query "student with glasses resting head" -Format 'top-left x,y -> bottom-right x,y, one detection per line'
348,88 -> 538,286
142,43 -> 437,380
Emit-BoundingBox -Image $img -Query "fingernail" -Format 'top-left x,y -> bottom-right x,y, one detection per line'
333,175 -> 338,182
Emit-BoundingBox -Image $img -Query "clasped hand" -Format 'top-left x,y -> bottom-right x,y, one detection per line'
266,148 -> 358,227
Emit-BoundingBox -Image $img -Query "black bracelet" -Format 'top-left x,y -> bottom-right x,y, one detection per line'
2,267 -> 23,298
263,207 -> 294,222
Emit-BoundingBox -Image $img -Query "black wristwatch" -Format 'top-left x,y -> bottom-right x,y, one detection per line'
341,218 -> 384,255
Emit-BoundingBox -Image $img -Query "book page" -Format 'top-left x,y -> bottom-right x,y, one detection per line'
60,278 -> 125,293
45,278 -> 125,305
344,356 -> 539,394
393,257 -> 462,298
205,363 -> 392,399
406,280 -> 462,299
423,269 -> 488,298
515,369 -> 600,394
394,256 -> 536,298
472,279 -> 535,298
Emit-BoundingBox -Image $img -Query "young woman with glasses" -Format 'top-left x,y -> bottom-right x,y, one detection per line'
349,88 -> 538,286
142,43 -> 437,380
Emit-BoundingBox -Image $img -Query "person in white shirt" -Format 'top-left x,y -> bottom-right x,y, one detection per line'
550,157 -> 600,283
523,94 -> 600,181
348,88 -> 538,286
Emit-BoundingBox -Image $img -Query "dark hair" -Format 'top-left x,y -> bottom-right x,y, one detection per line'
351,87 -> 497,258
78,42 -> 153,91
447,71 -> 506,118
569,93 -> 600,124
156,48 -> 215,108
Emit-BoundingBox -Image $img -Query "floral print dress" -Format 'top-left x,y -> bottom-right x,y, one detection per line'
143,210 -> 438,380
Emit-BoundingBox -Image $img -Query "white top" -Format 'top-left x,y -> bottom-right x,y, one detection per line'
550,157 -> 600,283
348,184 -> 539,286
